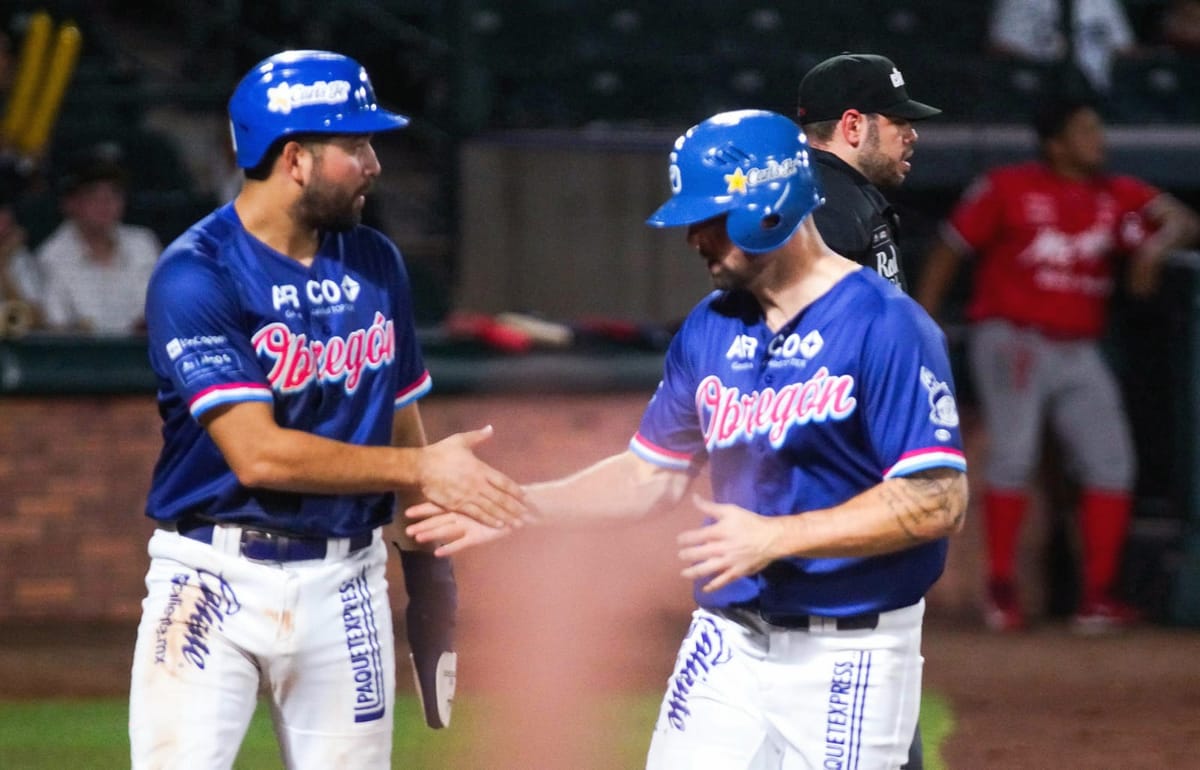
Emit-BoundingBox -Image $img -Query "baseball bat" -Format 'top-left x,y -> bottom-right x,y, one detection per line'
486,312 -> 675,350
443,311 -> 534,353
1,11 -> 53,148
493,311 -> 574,348
18,21 -> 82,157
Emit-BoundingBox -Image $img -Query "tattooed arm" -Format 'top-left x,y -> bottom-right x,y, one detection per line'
677,468 -> 968,592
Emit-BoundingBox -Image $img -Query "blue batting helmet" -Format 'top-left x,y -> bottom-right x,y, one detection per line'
228,50 -> 410,169
646,109 -> 823,254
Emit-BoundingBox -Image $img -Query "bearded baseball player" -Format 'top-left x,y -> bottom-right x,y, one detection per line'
917,98 -> 1200,633
128,50 -> 526,769
407,109 -> 969,768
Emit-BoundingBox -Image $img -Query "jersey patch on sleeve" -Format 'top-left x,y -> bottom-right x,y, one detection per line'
162,333 -> 244,388
174,347 -> 243,387
920,366 -> 960,430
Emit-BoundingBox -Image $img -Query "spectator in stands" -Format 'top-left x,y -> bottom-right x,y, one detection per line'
0,176 -> 43,335
1160,0 -> 1200,54
0,25 -> 32,187
987,0 -> 1139,94
916,97 -> 1200,633
35,142 -> 160,335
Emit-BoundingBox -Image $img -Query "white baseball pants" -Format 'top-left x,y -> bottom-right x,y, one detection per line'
646,600 -> 925,770
129,526 -> 394,770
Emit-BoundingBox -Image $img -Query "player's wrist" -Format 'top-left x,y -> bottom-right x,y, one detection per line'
394,444 -> 429,490
764,516 -> 794,561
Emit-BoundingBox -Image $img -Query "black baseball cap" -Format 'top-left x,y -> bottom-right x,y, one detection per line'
57,142 -> 128,195
797,53 -> 941,123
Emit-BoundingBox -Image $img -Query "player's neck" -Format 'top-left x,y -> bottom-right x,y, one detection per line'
1044,154 -> 1097,182
754,221 -> 856,330
234,187 -> 320,265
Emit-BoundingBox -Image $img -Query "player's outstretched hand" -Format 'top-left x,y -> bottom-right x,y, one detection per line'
406,504 -> 512,557
418,425 -> 527,528
677,495 -> 780,592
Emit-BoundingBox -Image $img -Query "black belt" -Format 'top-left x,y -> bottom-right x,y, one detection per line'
161,521 -> 373,562
759,610 -> 880,631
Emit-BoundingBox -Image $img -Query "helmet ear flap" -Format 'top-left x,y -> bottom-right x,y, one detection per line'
726,180 -> 820,254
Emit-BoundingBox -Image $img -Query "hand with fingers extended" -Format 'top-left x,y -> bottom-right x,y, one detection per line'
406,502 -> 514,557
677,495 -> 782,593
417,425 -> 527,529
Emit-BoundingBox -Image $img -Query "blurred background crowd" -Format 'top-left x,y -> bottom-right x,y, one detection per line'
0,0 -> 1197,335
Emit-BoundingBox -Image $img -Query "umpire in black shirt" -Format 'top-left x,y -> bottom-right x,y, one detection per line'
797,53 -> 941,292
798,52 -> 942,770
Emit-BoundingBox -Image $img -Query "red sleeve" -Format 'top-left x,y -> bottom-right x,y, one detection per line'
1110,175 -> 1161,215
947,172 -> 1005,254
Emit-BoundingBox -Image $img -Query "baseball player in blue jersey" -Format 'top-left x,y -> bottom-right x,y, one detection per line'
407,109 -> 969,768
128,50 -> 526,770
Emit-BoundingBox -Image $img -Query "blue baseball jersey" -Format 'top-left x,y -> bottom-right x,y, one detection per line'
143,203 -> 431,537
631,268 -> 966,615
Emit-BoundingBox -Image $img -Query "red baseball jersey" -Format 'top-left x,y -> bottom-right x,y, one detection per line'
944,161 -> 1159,338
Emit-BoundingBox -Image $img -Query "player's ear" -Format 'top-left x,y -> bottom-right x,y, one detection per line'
839,110 -> 866,146
280,139 -> 314,184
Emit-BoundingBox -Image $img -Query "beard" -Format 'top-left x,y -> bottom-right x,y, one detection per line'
705,250 -> 758,292
857,120 -> 906,188
710,271 -> 740,291
295,172 -> 367,233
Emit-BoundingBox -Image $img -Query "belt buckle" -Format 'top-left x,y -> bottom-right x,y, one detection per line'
240,528 -> 283,562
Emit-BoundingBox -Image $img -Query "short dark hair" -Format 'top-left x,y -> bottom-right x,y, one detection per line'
242,132 -> 332,181
58,141 -> 128,195
800,119 -> 839,143
1032,97 -> 1098,143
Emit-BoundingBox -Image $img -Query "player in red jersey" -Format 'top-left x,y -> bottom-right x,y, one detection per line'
917,98 -> 1200,633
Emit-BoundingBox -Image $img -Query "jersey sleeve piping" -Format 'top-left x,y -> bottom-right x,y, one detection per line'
883,447 -> 968,478
629,432 -> 694,470
394,369 -> 432,410
189,382 -> 274,419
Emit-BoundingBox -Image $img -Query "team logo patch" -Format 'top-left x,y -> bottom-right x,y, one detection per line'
825,651 -> 873,768
665,616 -> 731,731
165,334 -> 230,361
272,276 -> 361,314
267,79 -> 351,114
725,334 -> 758,361
724,156 -> 803,195
341,569 -> 387,723
697,367 -> 857,450
252,311 -> 395,394
180,569 -> 242,671
921,366 -> 959,428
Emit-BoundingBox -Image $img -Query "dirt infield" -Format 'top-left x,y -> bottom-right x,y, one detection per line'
3,393 -> 1200,767
4,587 -> 1200,768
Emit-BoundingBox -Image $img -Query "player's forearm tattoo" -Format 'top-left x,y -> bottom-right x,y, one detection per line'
884,469 -> 968,542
